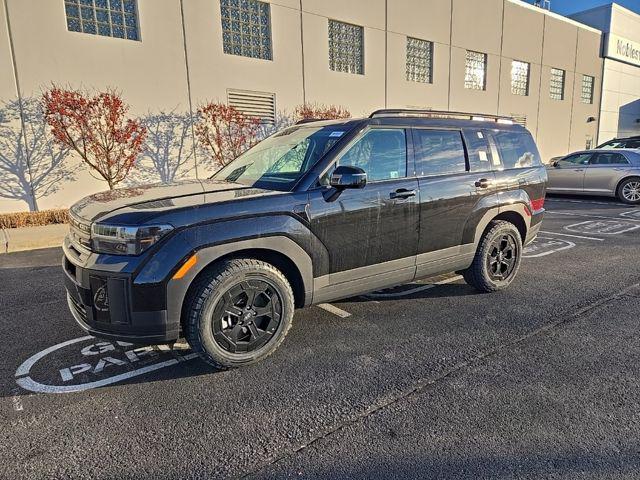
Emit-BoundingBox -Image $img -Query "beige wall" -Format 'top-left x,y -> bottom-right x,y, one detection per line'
0,0 -> 613,213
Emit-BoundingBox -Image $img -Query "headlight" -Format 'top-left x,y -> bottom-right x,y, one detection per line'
91,224 -> 174,255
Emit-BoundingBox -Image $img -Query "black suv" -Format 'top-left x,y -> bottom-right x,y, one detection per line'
63,110 -> 547,368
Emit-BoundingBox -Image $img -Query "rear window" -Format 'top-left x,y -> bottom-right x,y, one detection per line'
492,131 -> 541,169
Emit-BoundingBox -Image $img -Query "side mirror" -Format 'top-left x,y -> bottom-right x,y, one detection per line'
552,161 -> 560,168
330,165 -> 367,189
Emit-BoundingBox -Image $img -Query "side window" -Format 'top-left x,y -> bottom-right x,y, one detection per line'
590,153 -> 629,165
414,129 -> 466,176
463,129 -> 493,172
337,129 -> 407,182
558,153 -> 591,166
493,131 -> 542,169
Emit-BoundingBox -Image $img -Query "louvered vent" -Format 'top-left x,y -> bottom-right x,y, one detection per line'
510,114 -> 527,127
228,89 -> 276,124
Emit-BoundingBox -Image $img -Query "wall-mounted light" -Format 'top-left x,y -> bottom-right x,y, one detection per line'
587,116 -> 597,123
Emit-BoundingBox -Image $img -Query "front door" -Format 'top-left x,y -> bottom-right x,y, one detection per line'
547,153 -> 592,192
307,127 -> 419,282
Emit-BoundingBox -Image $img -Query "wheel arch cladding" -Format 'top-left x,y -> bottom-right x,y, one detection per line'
492,210 -> 527,243
166,236 -> 314,330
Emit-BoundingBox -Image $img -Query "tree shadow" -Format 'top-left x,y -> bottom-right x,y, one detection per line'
0,97 -> 76,211
125,110 -> 197,186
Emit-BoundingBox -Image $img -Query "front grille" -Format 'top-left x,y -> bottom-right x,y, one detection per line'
68,211 -> 92,251
69,294 -> 87,322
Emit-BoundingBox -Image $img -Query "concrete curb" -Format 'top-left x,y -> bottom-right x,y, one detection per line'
1,224 -> 68,253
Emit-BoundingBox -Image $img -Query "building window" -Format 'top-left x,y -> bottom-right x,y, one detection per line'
581,75 -> 595,104
464,50 -> 487,90
220,0 -> 272,60
64,0 -> 139,40
549,68 -> 565,100
328,20 -> 364,75
406,37 -> 433,83
511,60 -> 530,96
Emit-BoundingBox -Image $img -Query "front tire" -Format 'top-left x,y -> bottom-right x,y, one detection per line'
617,178 -> 640,205
463,220 -> 523,293
184,258 -> 295,369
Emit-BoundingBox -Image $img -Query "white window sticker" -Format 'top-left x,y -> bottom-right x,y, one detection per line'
329,131 -> 344,138
476,131 -> 484,139
479,151 -> 488,161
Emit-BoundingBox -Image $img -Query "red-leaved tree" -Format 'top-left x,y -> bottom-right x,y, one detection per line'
194,103 -> 260,168
294,103 -> 351,122
42,86 -> 147,190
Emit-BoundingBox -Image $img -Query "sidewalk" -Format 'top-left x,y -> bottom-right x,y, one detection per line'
1,224 -> 68,253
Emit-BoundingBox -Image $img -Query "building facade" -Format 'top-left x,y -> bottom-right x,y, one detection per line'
0,0 -> 634,213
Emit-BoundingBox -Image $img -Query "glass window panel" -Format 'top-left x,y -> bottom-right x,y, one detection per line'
337,129 -> 407,182
220,0 -> 272,60
581,75 -> 594,104
406,37 -> 433,83
65,2 -> 80,18
67,17 -> 82,31
464,50 -> 487,90
549,68 -> 565,100
414,130 -> 466,176
493,131 -> 542,169
463,129 -> 493,172
511,60 -> 530,96
65,0 -> 139,40
328,20 -> 364,75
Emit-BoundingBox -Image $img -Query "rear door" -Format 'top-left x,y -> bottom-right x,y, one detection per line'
413,127 -> 495,275
546,153 -> 592,192
584,152 -> 632,194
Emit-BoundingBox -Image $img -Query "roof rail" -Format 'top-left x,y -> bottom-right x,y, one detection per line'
369,109 -> 515,124
295,118 -> 322,125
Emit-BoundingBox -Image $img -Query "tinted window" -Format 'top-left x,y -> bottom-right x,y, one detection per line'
463,129 -> 493,172
493,131 -> 541,169
558,153 -> 591,166
338,129 -> 407,182
590,153 -> 629,165
414,129 -> 466,176
598,139 -> 640,149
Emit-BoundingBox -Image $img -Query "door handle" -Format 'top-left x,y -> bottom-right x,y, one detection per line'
475,178 -> 492,189
390,189 -> 416,200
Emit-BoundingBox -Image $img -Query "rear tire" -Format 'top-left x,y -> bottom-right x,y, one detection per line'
184,258 -> 295,369
463,220 -> 523,293
617,177 -> 640,205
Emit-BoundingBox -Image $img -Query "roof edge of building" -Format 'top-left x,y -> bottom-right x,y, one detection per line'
506,0 -> 603,34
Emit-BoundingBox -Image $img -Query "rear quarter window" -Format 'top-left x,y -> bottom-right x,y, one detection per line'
492,130 -> 542,169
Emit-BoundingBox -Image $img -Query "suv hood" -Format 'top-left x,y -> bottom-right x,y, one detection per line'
70,179 -> 270,223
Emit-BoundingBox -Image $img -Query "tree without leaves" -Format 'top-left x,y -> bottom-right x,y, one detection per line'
293,103 -> 351,122
194,103 -> 260,169
42,86 -> 147,190
0,97 -> 74,211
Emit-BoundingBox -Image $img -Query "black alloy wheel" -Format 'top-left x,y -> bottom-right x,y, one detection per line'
213,280 -> 282,353
485,233 -> 518,281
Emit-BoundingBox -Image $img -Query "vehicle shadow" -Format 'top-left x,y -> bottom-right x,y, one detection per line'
346,282 -> 481,303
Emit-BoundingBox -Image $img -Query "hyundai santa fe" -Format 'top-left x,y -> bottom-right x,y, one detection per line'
63,110 -> 547,369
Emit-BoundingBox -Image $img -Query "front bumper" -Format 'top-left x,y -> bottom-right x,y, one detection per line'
63,238 -> 181,344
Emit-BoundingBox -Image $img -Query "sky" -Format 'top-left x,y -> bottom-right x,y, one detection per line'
524,0 -> 640,15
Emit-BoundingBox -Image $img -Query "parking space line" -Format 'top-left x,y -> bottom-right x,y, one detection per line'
522,236 -> 575,258
317,303 -> 352,318
546,211 -> 640,222
545,198 -> 627,207
539,230 -> 604,241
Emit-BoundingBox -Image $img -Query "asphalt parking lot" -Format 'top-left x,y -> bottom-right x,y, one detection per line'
1,195 -> 640,479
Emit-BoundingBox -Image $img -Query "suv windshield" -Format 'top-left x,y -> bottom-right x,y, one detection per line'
212,124 -> 352,190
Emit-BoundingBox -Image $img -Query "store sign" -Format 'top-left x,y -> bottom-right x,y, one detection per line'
604,33 -> 640,67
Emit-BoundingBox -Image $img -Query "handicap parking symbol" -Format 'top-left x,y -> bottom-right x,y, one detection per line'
523,237 -> 575,258
564,220 -> 640,235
